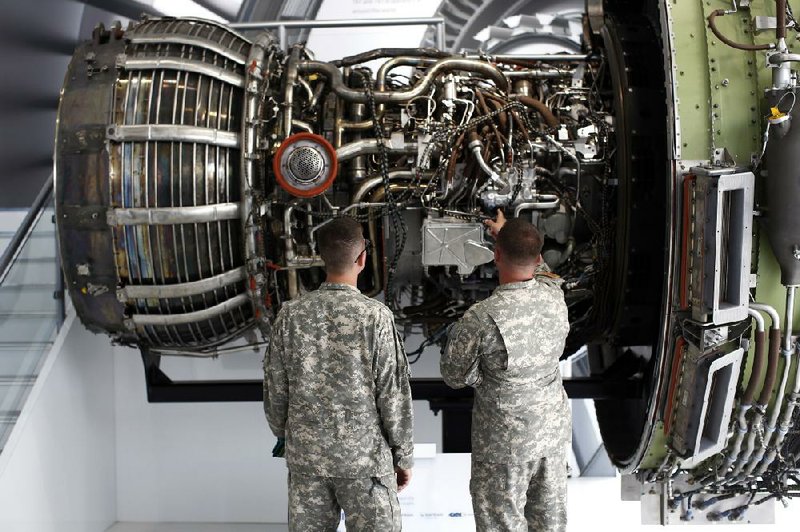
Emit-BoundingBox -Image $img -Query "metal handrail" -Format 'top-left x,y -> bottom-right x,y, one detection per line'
0,176 -> 54,287
230,17 -> 447,50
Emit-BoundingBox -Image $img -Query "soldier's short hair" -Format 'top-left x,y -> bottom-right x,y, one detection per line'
317,216 -> 365,274
496,218 -> 543,267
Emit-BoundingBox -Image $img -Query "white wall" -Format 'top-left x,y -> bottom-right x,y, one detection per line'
114,345 -> 443,524
0,315 -> 117,532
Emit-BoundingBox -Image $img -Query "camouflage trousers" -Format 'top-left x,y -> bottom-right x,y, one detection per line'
470,453 -> 567,532
288,471 -> 401,532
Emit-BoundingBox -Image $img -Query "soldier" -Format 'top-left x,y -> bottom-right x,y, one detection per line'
263,216 -> 414,532
441,211 -> 571,532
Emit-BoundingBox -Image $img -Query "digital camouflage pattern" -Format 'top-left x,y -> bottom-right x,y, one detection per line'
264,282 -> 414,478
441,272 -> 572,463
470,452 -> 567,532
288,472 -> 401,532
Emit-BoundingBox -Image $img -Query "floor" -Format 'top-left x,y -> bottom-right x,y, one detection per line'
108,525 -> 288,532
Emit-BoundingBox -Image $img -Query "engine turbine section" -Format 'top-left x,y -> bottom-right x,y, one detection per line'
56,17 -> 618,356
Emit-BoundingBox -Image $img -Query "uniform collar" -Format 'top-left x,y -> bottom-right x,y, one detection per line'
495,278 -> 536,292
319,282 -> 360,292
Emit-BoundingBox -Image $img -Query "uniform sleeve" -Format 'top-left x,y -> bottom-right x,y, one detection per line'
441,310 -> 484,389
373,309 -> 415,470
264,311 -> 289,438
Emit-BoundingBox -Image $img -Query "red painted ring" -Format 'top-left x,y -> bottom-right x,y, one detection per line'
272,132 -> 338,198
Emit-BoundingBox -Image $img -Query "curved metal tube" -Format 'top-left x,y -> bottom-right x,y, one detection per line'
769,52 -> 800,64
298,57 -> 509,103
376,56 -> 438,91
351,171 -> 417,203
337,139 -> 417,161
107,203 -> 240,225
750,303 -> 780,328
119,267 -> 247,300
470,145 -> 505,186
129,294 -> 249,326
514,196 -> 560,216
544,134 -> 581,209
719,308 -> 766,479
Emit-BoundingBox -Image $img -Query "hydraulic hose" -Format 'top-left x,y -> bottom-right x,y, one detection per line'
510,94 -> 560,128
729,304 -> 781,480
717,309 -> 766,478
707,9 -> 775,51
754,285 -> 797,475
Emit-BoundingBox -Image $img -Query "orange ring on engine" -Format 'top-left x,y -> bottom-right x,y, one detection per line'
272,132 -> 338,198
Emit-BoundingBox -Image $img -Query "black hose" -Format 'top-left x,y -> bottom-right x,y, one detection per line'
707,10 -> 774,51
743,329 -> 766,405
778,0 -> 787,40
758,328 -> 783,406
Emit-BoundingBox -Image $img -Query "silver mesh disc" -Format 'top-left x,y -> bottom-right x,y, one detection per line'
287,146 -> 324,183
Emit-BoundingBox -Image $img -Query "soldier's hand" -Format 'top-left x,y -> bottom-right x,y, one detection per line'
484,209 -> 506,238
396,467 -> 412,492
272,437 -> 285,458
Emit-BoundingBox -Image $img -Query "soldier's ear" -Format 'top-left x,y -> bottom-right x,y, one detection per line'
534,254 -> 543,266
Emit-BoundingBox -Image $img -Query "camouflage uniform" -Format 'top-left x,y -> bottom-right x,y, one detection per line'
264,282 -> 414,532
441,268 -> 571,532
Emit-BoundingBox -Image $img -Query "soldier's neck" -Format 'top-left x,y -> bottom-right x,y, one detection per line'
498,268 -> 534,285
325,272 -> 359,287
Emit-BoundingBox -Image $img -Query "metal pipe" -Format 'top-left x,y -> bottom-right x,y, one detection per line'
544,134 -> 581,208
335,48 -> 450,68
505,70 -> 573,79
128,294 -> 249,326
351,171 -> 417,203
291,119 -> 313,132
768,52 -> 800,64
514,196 -> 560,216
118,267 -> 246,299
107,125 -> 240,148
297,58 -> 509,103
753,285 -> 798,474
230,17 -> 446,30
283,46 -> 301,138
751,303 -> 780,328
283,203 -> 300,299
118,57 -> 245,87
242,32 -> 275,329
336,139 -> 417,161
784,285 -> 796,353
467,53 -> 591,62
470,144 -> 505,186
128,33 -> 247,64
1,176 -> 52,286
376,57 -> 439,91
106,203 -> 240,225
718,308 -> 767,478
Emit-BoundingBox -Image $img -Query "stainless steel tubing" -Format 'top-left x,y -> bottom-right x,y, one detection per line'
336,139 -> 418,161
119,267 -> 247,299
129,294 -> 250,326
514,196 -> 561,216
107,125 -> 240,148
298,58 -> 509,103
107,203 -> 240,225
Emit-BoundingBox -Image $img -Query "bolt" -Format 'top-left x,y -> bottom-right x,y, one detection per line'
794,246 -> 800,260
722,79 -> 730,86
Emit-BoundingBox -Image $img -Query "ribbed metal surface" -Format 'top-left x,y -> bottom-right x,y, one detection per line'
108,18 -> 252,347
55,18 -> 255,349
